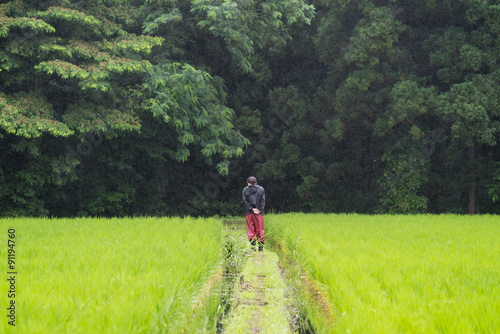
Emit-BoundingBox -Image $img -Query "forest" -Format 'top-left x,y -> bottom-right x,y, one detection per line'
1,0 -> 499,217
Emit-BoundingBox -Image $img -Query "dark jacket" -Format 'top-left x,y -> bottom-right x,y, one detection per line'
242,185 -> 265,215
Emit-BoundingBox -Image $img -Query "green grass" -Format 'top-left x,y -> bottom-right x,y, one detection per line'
267,214 -> 500,333
0,217 -> 223,334
3,214 -> 498,333
223,250 -> 292,334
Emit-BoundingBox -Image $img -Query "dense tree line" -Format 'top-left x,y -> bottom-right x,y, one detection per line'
1,0 -> 499,217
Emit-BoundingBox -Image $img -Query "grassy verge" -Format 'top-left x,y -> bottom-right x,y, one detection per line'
217,220 -> 252,332
269,229 -> 333,334
267,213 -> 500,333
222,249 -> 292,334
0,217 -> 223,333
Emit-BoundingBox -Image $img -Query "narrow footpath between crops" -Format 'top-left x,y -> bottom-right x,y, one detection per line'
221,247 -> 297,333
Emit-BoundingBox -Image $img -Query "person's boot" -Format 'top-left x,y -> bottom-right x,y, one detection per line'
250,240 -> 257,251
258,242 -> 264,252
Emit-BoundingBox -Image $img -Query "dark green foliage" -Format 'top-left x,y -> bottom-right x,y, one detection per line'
378,145 -> 430,214
1,0 -> 499,216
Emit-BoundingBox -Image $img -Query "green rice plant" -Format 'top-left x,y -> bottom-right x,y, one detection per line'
267,214 -> 500,333
0,217 -> 223,333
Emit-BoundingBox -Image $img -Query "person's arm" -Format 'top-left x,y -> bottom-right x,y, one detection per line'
243,188 -> 254,212
258,188 -> 265,212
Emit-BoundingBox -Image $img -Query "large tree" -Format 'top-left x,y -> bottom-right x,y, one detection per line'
0,0 -> 314,216
1,0 -> 160,215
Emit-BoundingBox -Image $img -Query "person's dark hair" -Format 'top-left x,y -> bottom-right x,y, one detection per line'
247,176 -> 257,184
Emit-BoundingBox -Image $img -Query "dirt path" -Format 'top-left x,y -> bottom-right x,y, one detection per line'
222,249 -> 294,334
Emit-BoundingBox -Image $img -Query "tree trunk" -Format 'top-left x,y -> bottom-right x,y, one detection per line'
468,144 -> 476,215
468,185 -> 476,215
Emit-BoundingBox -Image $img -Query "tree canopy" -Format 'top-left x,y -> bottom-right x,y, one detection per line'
1,0 -> 499,216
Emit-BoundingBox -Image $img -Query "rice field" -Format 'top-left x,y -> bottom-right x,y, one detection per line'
2,214 -> 498,333
0,217 -> 223,334
267,214 -> 500,333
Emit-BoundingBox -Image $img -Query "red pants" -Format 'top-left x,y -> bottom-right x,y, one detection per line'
246,214 -> 265,242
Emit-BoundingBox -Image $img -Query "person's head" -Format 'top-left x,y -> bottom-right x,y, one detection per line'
247,176 -> 257,185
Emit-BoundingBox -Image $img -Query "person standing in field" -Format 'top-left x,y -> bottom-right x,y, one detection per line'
243,176 -> 266,251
